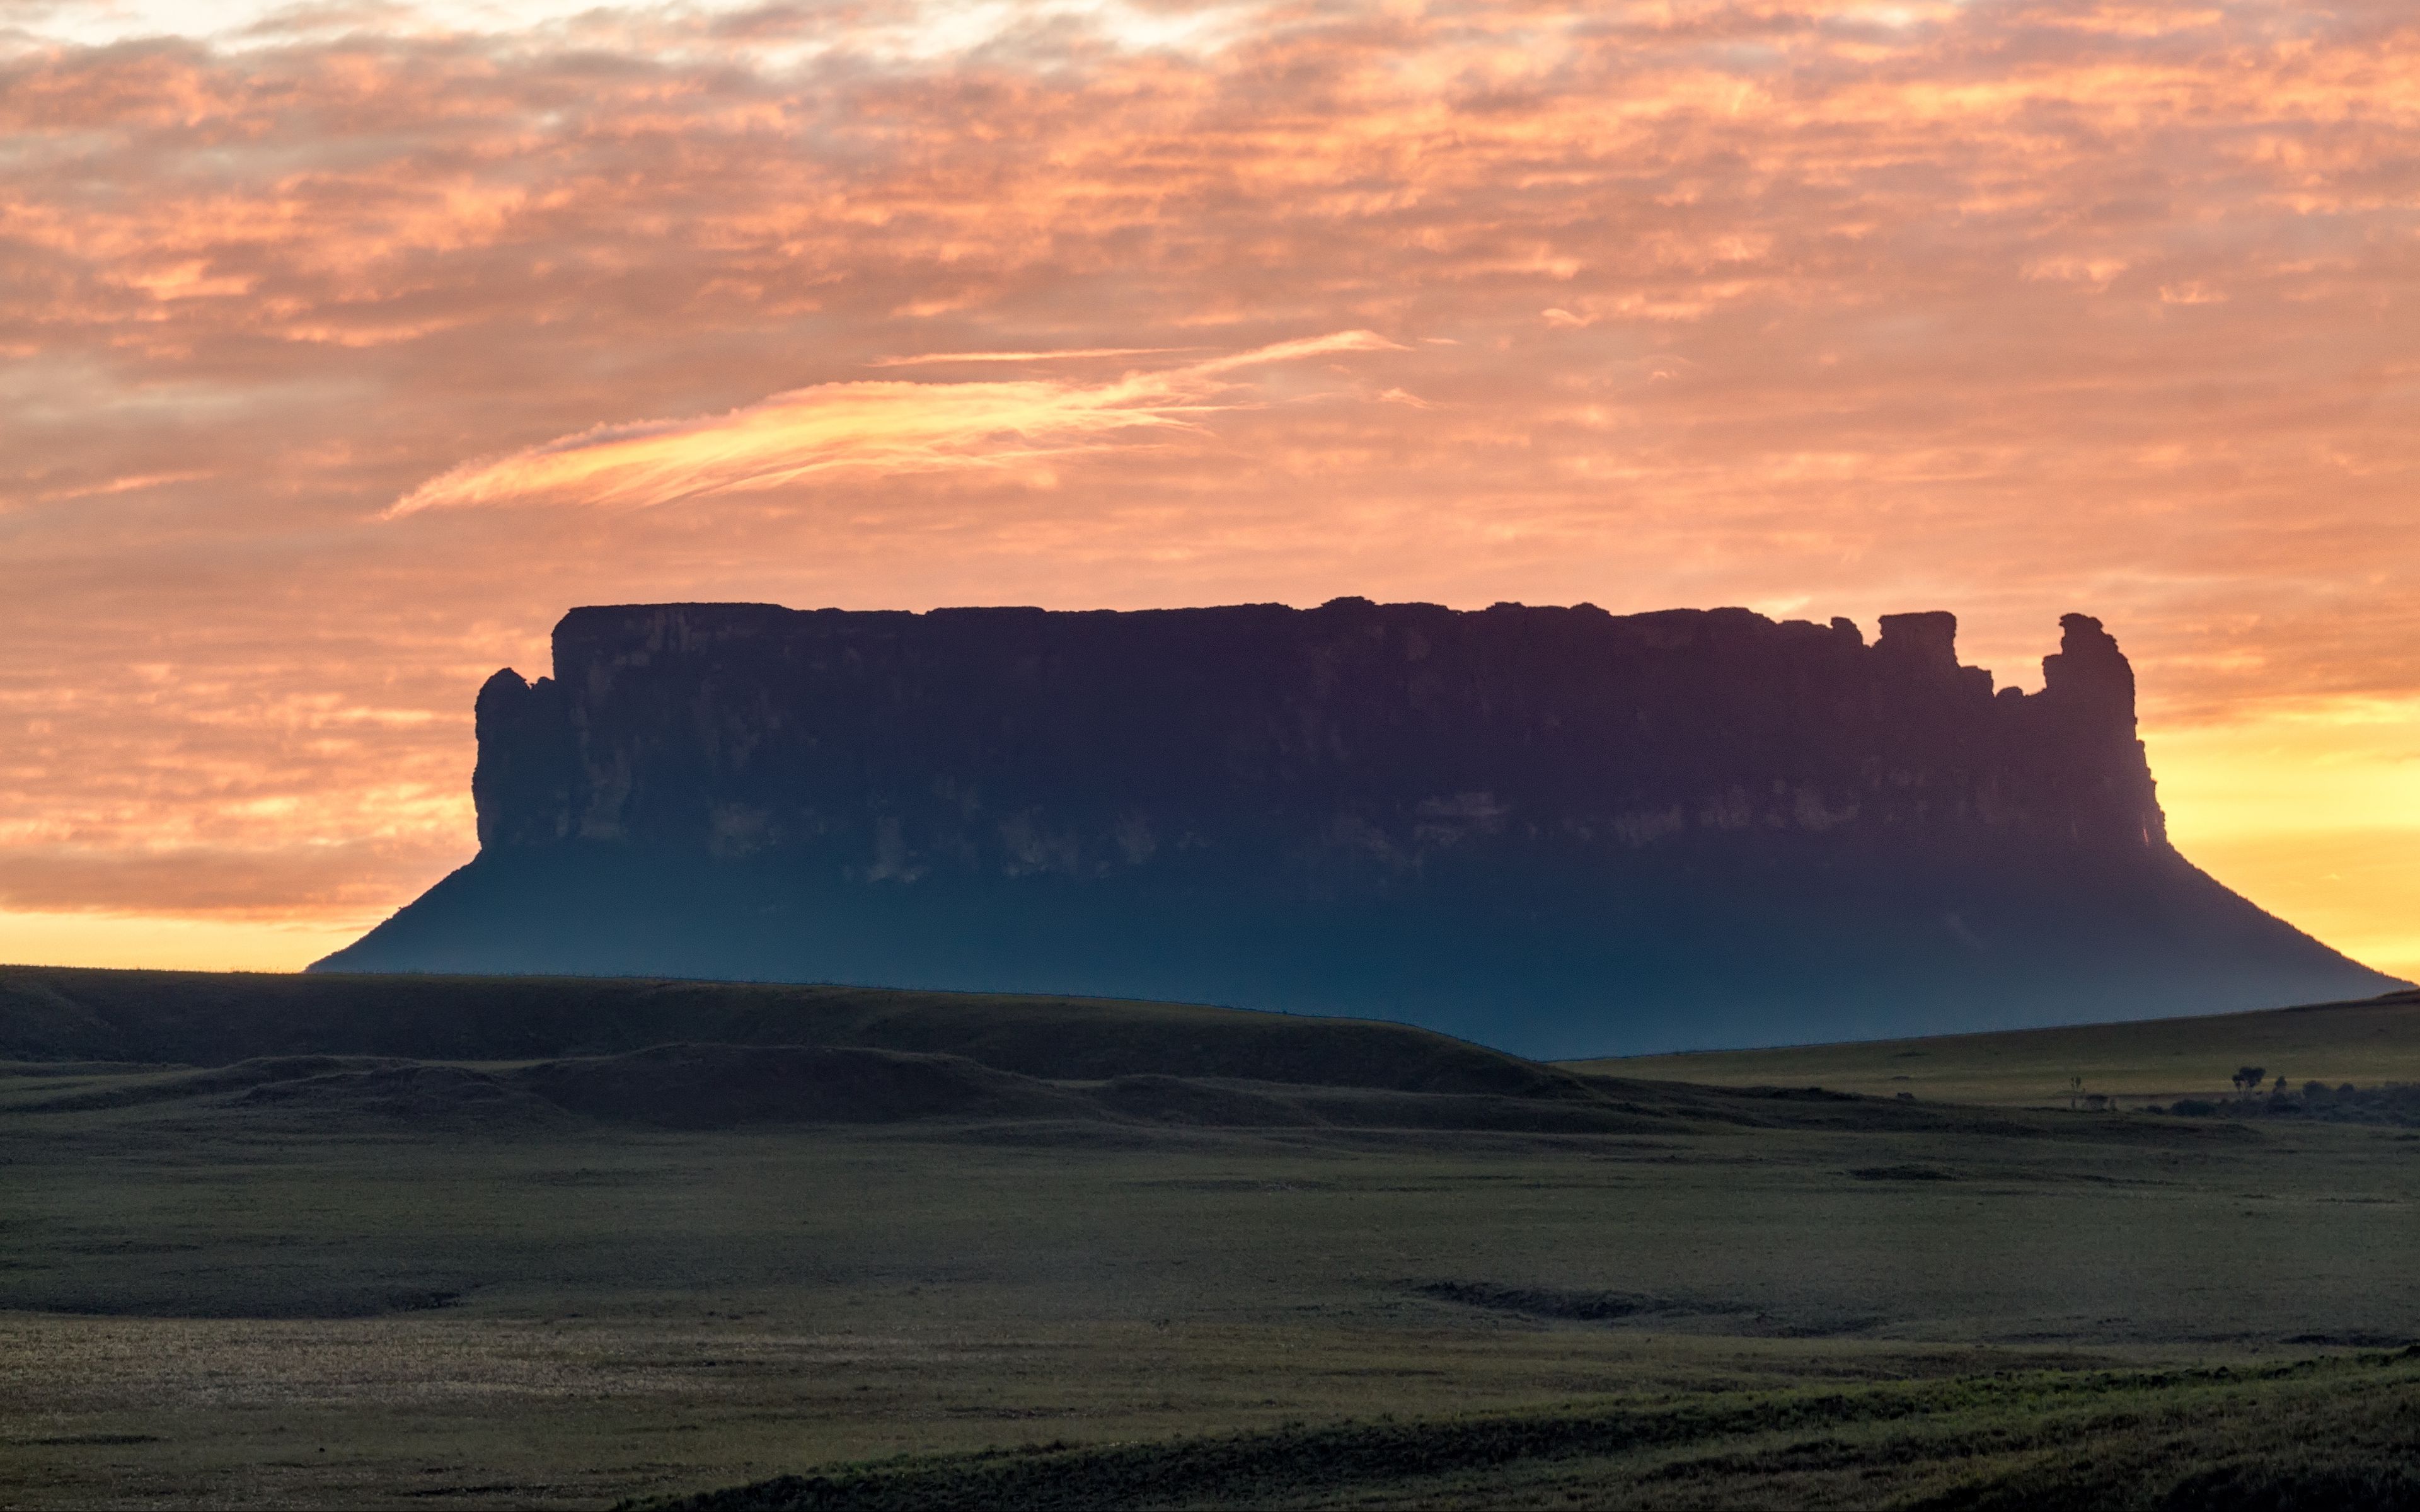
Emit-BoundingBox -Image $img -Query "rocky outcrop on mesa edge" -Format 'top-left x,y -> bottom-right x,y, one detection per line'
313,600 -> 2400,1056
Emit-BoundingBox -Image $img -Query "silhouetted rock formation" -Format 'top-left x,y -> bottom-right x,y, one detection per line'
313,600 -> 2400,1055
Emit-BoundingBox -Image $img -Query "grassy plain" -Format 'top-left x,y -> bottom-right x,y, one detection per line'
1586,988 -> 2420,1107
652,1351 -> 2420,1510
3,973 -> 2418,1508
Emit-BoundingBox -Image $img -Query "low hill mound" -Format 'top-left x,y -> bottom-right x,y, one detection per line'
0,965 -> 1562,1097
4,1042 -> 1712,1136
2,963 -> 1986,1138
1,965 -> 2149,1139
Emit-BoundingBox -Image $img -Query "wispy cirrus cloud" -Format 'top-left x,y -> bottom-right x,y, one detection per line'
865,348 -> 1201,367
384,332 -> 1401,515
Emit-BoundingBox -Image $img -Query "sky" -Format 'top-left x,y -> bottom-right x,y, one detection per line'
2,0 -> 2416,983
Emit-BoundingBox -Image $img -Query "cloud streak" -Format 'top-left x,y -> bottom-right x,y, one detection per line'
385,333 -> 1401,515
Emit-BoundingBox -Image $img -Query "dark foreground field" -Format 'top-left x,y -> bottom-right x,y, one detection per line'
3,966 -> 2417,1509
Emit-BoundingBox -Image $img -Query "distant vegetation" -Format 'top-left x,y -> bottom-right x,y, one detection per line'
0,964 -> 1998,1140
2162,1080 -> 2420,1125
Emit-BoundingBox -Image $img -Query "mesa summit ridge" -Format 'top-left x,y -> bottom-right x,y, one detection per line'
314,599 -> 2397,1056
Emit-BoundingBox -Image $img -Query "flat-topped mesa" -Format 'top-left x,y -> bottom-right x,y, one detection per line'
321,600 -> 2397,1057
468,600 -> 2162,868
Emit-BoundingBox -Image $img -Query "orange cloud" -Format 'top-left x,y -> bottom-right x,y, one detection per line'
866,348 -> 1201,366
385,333 -> 1402,515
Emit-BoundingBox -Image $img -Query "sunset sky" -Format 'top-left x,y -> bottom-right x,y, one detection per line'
3,0 -> 2415,983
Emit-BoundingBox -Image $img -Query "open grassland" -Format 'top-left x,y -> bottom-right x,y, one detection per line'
8,1075 -> 2417,1506
4,969 -> 2419,1508
1584,988 -> 2420,1108
645,1349 -> 2420,1511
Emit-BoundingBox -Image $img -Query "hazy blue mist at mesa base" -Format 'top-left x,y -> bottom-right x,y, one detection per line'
311,599 -> 2402,1058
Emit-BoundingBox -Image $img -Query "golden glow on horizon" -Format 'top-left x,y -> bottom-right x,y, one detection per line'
0,909 -> 383,975
2,0 -> 2415,982
2150,699 -> 2420,985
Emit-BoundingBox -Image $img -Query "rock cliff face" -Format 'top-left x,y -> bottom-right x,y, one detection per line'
315,600 -> 2398,1056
